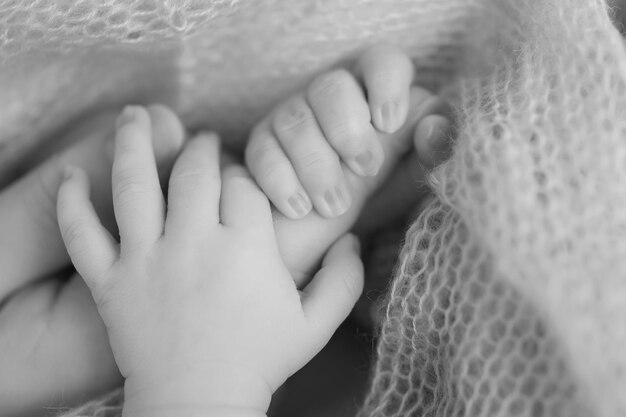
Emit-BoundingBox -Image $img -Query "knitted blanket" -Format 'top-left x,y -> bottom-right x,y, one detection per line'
2,1 -> 625,416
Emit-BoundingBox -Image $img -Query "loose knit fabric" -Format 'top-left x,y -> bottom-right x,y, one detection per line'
363,1 -> 626,416
2,1 -> 626,417
0,0 -> 470,186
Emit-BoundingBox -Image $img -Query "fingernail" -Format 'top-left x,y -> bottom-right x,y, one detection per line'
378,101 -> 400,133
287,192 -> 312,218
322,186 -> 351,217
354,150 -> 380,176
116,106 -> 139,129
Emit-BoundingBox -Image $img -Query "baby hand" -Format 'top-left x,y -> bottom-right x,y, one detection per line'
245,44 -> 449,219
56,106 -> 364,416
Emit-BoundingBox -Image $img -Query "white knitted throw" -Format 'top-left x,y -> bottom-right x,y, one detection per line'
2,1 -> 626,416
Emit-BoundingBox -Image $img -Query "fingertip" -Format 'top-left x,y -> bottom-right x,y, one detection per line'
372,95 -> 410,134
62,164 -> 76,182
147,104 -> 186,155
357,45 -> 414,133
316,184 -> 352,218
340,233 -> 361,253
116,105 -> 148,130
324,233 -> 363,267
304,233 -> 364,335
285,190 -> 313,219
332,234 -> 365,296
114,106 -> 153,155
192,131 -> 221,152
350,131 -> 385,177
57,166 -> 93,233
353,149 -> 380,177
60,165 -> 89,192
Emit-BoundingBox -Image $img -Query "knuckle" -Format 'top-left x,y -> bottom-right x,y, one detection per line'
246,130 -> 278,163
247,138 -> 291,190
325,120 -> 366,151
368,68 -> 402,88
62,217 -> 90,250
259,159 -> 291,188
170,167 -> 218,190
273,99 -> 314,136
299,149 -> 339,171
113,173 -> 146,203
308,69 -> 354,101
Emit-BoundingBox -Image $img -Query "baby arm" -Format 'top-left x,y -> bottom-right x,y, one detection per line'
56,107 -> 364,417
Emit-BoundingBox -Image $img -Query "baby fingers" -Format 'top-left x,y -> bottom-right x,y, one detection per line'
307,70 -> 384,177
57,166 -> 118,288
245,120 -> 313,219
112,106 -> 165,252
165,133 -> 222,237
355,44 -> 414,133
250,97 -> 353,219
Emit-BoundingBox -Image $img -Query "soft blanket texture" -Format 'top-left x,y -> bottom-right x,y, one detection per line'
2,1 -> 626,416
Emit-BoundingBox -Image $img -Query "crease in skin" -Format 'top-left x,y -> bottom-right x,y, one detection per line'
0,274 -> 119,417
277,87 -> 444,288
0,277 -> 65,394
9,279 -> 65,363
0,105 -> 184,305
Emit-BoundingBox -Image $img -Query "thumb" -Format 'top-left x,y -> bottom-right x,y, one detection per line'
381,87 -> 448,158
302,234 -> 364,346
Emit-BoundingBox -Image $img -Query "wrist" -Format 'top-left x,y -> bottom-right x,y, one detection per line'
123,363 -> 272,417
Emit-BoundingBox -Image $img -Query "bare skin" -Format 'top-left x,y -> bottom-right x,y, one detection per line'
0,105 -> 186,417
0,96 -> 450,417
0,48 -> 453,416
